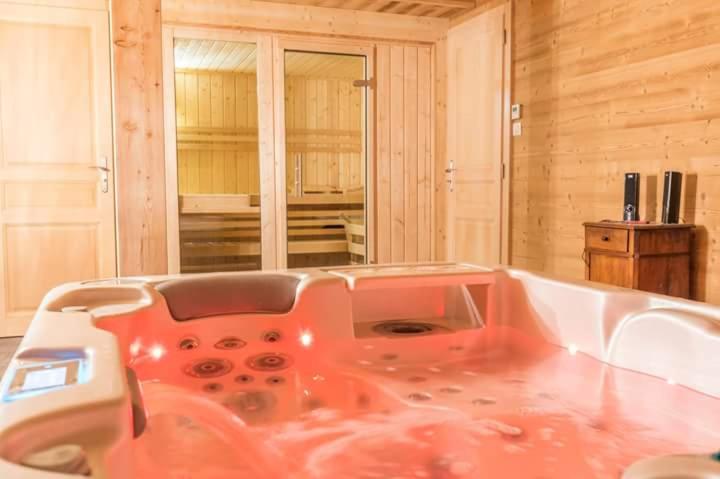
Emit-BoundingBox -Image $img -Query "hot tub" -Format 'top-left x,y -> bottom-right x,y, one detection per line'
1,263 -> 719,478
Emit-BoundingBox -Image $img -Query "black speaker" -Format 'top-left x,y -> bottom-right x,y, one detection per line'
661,171 -> 682,224
623,173 -> 640,221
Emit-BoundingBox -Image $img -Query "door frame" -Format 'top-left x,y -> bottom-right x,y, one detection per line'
444,2 -> 512,265
271,35 -> 376,268
161,25 -> 277,272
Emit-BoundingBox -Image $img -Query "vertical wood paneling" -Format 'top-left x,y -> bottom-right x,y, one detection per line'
376,44 -> 392,263
433,38 -> 448,261
113,0 -> 167,275
389,45 -> 405,262
403,46 -> 418,262
417,46 -> 432,261
376,44 -> 434,263
175,70 -> 259,195
512,0 -> 720,303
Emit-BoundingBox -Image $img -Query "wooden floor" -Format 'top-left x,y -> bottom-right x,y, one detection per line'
0,337 -> 21,376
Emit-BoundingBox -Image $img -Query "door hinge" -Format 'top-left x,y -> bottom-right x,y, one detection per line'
502,163 -> 506,179
503,29 -> 507,45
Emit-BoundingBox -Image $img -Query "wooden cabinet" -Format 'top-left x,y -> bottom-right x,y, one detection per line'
583,222 -> 694,299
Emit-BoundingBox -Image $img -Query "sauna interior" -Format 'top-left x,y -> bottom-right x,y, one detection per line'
173,42 -> 367,272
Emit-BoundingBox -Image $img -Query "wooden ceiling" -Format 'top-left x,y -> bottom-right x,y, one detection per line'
175,39 -> 364,79
251,0 -> 478,18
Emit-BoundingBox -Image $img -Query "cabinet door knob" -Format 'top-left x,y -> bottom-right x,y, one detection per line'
601,235 -> 610,241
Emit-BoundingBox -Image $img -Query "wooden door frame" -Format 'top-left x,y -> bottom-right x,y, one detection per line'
500,2 -> 512,265
161,25 -> 277,272
445,2 -> 512,265
272,35 -> 376,268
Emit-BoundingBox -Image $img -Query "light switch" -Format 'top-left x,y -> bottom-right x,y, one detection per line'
512,121 -> 522,137
511,104 -> 522,120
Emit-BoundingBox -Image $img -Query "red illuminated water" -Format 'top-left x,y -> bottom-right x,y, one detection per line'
125,327 -> 720,478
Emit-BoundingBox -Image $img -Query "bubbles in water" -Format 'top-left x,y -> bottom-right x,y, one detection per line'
439,386 -> 464,394
223,391 -> 277,425
479,419 -> 523,438
408,392 -> 433,401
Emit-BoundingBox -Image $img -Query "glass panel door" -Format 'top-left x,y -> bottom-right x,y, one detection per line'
172,38 -> 262,273
283,50 -> 368,268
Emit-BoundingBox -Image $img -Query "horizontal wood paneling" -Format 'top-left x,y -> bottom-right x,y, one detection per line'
511,0 -> 720,303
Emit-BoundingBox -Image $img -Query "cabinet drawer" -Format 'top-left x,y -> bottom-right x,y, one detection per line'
586,227 -> 628,253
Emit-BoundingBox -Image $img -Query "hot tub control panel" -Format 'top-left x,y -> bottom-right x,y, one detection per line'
1,359 -> 87,402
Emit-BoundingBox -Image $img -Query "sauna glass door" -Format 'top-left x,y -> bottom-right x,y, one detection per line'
172,37 -> 262,273
284,50 -> 368,268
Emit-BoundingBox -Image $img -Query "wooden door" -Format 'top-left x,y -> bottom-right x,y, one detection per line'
0,4 -> 116,336
446,7 -> 505,265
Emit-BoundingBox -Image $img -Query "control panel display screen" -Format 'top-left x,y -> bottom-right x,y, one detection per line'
22,367 -> 68,391
3,358 -> 84,402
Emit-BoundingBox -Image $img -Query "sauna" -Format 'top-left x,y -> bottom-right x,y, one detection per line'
170,41 -> 368,273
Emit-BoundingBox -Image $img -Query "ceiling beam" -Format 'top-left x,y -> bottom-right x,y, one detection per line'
260,0 -> 475,8
365,0 -> 474,7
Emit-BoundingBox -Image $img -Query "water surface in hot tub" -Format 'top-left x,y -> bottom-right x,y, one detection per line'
121,326 -> 720,479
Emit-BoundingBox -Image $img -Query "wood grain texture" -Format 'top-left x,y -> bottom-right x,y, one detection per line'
0,4 -> 116,336
584,222 -> 693,298
113,0 -> 167,275
162,0 -> 449,43
247,0 -> 477,18
376,44 -> 434,263
511,0 -> 720,303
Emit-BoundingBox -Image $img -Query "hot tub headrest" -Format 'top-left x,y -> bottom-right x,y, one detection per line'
156,274 -> 301,321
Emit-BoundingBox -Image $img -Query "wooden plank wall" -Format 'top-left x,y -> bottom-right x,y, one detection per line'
285,76 -> 364,192
511,0 -> 720,303
173,71 -> 364,196
376,44 -> 433,263
112,0 -> 167,275
174,71 -> 260,195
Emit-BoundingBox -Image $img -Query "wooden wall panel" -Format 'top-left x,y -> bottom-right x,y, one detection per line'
511,0 -> 720,303
113,0 -> 167,275
376,44 -> 434,263
175,70 -> 363,196
284,76 -> 363,193
175,71 -> 260,195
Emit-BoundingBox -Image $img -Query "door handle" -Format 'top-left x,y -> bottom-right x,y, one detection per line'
89,157 -> 110,193
445,160 -> 456,192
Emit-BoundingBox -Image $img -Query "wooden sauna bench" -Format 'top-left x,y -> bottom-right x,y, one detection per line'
179,193 -> 365,271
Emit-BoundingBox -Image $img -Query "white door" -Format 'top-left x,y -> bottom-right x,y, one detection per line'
446,7 -> 505,265
0,4 -> 117,336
